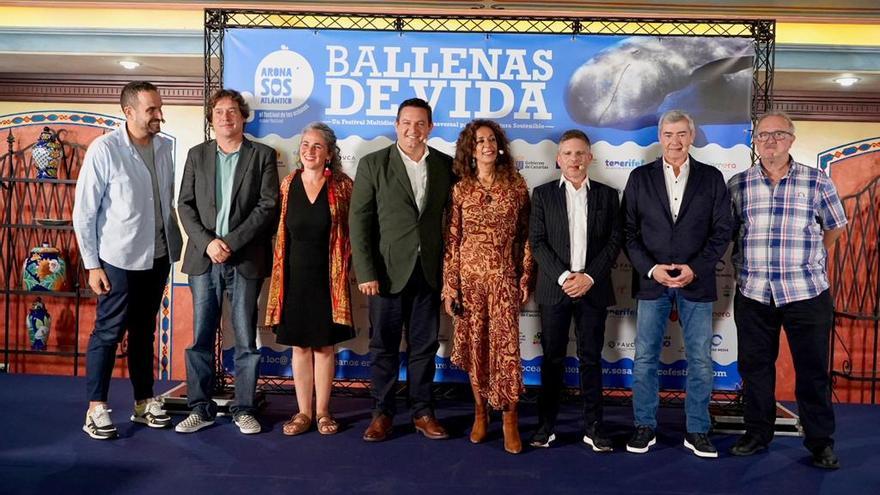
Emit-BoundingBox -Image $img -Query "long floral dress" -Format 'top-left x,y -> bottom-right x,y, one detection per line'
442,172 -> 534,409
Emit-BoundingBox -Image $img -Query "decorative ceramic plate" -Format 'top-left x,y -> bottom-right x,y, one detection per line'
35,218 -> 71,226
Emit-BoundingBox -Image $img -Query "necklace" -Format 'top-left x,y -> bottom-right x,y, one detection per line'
478,174 -> 496,204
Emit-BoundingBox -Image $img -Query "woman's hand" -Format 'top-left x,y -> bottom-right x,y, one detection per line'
443,296 -> 459,317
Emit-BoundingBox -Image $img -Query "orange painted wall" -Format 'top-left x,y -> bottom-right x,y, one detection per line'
774,124 -> 880,404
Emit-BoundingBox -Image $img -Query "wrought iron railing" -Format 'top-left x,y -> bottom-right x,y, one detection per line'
830,176 -> 880,404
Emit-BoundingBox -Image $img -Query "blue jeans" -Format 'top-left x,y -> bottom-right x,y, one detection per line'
632,288 -> 714,433
185,264 -> 263,419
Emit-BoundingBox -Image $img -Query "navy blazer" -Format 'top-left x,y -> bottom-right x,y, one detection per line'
530,177 -> 623,307
622,156 -> 732,302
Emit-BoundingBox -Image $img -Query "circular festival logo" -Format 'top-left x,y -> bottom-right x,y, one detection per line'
252,45 -> 315,111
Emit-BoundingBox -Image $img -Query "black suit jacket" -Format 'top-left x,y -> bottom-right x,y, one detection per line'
177,138 -> 280,278
622,155 -> 732,302
530,178 -> 623,308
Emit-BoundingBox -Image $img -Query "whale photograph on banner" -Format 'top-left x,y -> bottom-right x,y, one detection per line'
221,28 -> 755,390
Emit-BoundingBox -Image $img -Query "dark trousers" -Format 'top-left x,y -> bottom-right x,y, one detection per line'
537,297 -> 608,430
86,257 -> 170,402
368,260 -> 440,418
734,290 -> 836,451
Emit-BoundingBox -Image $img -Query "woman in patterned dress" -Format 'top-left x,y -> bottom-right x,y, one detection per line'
265,122 -> 354,436
442,119 -> 534,454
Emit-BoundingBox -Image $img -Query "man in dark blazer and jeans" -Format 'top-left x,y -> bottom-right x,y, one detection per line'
350,98 -> 454,442
175,89 -> 279,435
529,129 -> 623,451
623,110 -> 732,458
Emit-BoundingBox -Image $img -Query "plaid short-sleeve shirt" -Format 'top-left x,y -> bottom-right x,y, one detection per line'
728,159 -> 847,306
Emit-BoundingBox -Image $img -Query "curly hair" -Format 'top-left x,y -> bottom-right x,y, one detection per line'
208,88 -> 250,122
452,119 -> 516,182
295,121 -> 343,175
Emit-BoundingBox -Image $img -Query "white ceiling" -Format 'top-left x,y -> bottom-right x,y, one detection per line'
774,70 -> 880,93
0,54 -> 204,77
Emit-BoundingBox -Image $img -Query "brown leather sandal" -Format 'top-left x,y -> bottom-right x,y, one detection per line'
317,415 -> 339,435
282,413 -> 311,436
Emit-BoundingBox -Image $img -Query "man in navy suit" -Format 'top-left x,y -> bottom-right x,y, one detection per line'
529,129 -> 623,451
622,110 -> 732,458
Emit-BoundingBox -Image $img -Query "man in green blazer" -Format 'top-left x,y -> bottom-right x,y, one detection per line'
350,98 -> 454,442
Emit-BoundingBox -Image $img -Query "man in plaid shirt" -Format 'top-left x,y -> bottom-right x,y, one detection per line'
727,111 -> 847,469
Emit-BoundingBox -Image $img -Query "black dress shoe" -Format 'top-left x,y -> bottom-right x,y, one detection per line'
811,446 -> 841,470
729,434 -> 768,456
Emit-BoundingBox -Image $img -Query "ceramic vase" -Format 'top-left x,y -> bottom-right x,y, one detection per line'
31,127 -> 62,179
26,297 -> 51,351
22,242 -> 68,291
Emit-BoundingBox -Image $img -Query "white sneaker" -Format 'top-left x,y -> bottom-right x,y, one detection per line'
175,413 -> 214,433
131,398 -> 171,428
234,413 -> 261,435
83,404 -> 118,440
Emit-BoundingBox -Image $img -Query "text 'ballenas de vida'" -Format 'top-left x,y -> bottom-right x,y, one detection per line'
318,46 -> 554,120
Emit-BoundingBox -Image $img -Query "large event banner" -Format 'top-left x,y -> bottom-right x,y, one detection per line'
220,28 -> 754,390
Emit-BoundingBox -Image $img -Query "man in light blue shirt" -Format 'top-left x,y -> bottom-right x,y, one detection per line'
73,81 -> 182,440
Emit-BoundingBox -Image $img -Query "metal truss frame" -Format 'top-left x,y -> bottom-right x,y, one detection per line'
203,10 -> 775,409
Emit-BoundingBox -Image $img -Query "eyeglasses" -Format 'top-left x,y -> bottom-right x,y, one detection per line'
754,130 -> 794,142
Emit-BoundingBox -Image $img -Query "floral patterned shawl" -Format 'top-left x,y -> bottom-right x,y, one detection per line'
265,169 -> 353,327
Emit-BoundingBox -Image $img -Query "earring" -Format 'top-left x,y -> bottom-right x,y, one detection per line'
323,159 -> 332,177
470,157 -> 476,169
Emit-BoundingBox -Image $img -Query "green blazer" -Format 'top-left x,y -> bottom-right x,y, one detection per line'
349,144 -> 454,294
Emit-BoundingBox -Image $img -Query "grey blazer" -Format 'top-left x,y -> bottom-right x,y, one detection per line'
177,138 -> 280,278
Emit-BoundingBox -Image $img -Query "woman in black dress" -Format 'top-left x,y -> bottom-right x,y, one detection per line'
265,122 -> 354,436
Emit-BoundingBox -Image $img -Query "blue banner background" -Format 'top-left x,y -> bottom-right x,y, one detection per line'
224,29 -> 753,147
221,28 -> 752,391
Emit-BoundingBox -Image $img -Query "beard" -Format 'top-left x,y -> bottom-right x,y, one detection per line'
146,119 -> 162,135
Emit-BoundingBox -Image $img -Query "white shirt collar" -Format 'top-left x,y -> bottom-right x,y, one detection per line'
558,174 -> 591,191
662,157 -> 690,173
396,143 -> 430,166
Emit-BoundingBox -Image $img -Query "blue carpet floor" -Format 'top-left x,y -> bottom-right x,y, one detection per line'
1,374 -> 878,495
